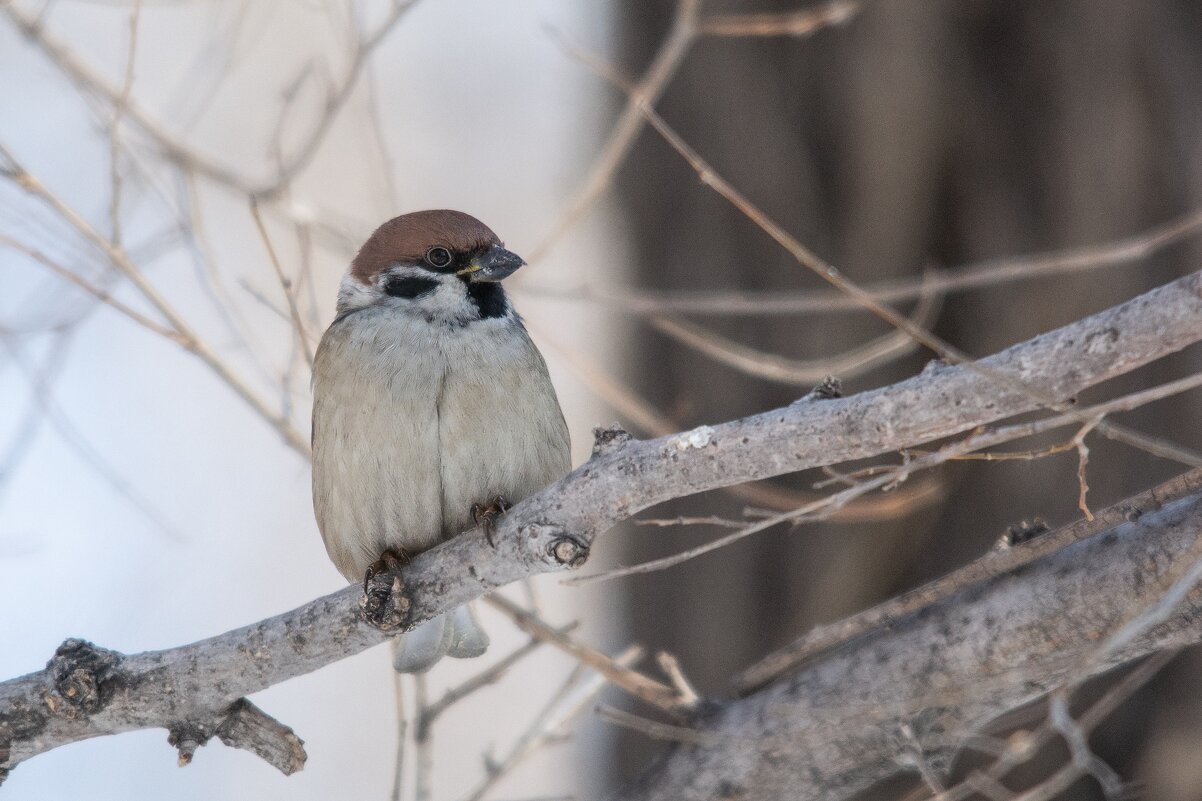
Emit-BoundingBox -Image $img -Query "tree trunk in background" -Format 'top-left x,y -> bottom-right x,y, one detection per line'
611,1 -> 1202,797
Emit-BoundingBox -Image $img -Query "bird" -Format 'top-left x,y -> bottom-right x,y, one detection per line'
311,210 -> 571,672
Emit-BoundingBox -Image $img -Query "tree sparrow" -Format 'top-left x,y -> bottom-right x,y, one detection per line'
312,210 -> 571,672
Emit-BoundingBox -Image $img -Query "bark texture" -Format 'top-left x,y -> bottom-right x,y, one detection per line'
615,484 -> 1202,801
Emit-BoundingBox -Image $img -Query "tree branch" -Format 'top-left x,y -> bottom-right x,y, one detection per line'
732,466 -> 1202,693
2,271 -> 1201,782
613,473 -> 1202,801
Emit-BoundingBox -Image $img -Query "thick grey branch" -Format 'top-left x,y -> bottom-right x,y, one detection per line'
1,271 -> 1201,781
614,479 -> 1202,801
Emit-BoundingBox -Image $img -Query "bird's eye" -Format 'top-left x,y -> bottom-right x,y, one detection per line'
425,247 -> 453,268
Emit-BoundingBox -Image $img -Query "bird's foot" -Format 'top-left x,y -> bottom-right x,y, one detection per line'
363,549 -> 409,593
361,549 -> 411,631
472,495 -> 511,548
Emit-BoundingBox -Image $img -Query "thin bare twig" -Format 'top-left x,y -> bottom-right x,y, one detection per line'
108,0 -> 142,247
529,0 -> 859,268
390,660 -> 406,801
1048,695 -> 1125,799
645,272 -> 941,385
0,145 -> 310,454
414,672 -> 432,801
462,647 -> 641,801
595,705 -> 713,745
530,207 -> 1202,317
654,652 -> 700,707
0,1 -> 417,200
249,200 -> 314,369
525,0 -> 701,266
1072,419 -> 1101,521
422,622 -> 578,727
898,722 -> 947,795
0,234 -> 180,341
699,1 -> 860,37
484,595 -> 690,714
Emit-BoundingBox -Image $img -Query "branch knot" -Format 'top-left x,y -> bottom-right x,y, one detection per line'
548,534 -> 590,568
167,722 -> 213,766
592,423 -> 633,457
44,639 -> 123,718
797,375 -> 842,402
360,571 -> 411,632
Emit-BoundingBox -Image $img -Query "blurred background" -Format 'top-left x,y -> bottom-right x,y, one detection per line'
3,1 -> 1202,800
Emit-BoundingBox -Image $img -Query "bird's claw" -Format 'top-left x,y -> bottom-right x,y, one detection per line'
363,549 -> 408,594
361,549 -> 411,631
472,495 -> 511,548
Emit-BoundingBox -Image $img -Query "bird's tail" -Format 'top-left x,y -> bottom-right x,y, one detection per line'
391,603 -> 490,673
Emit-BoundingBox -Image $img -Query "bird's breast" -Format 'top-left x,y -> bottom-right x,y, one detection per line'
312,311 -> 569,581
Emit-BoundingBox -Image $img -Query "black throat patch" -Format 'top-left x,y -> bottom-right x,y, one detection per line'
463,279 -> 508,320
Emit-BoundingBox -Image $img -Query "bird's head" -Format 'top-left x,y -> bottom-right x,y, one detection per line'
337,210 -> 525,324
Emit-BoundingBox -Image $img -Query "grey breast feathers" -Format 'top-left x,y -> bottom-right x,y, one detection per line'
312,310 -> 570,582
435,317 -> 571,537
312,308 -> 446,581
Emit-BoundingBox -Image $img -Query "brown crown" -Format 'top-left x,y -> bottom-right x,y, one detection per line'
350,210 -> 502,282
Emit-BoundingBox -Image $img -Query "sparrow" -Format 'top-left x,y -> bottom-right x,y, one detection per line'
311,210 -> 571,672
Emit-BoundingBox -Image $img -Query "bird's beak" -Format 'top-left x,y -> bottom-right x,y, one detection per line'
456,245 -> 526,282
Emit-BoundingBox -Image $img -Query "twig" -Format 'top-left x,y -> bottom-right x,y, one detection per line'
595,705 -> 714,745
1072,419 -> 1100,521
0,234 -> 180,341
654,652 -> 700,707
1048,695 -> 1125,799
525,0 -> 701,266
107,0 -> 142,247
249,200 -> 314,369
390,664 -> 405,801
897,722 -> 946,795
414,673 -> 432,801
645,272 -> 941,385
635,515 -> 748,529
699,1 -> 860,37
0,1 -> 417,200
529,207 -> 1202,317
530,0 -> 860,266
422,623 -> 578,727
0,144 -> 310,454
484,595 -> 688,713
462,647 -> 642,801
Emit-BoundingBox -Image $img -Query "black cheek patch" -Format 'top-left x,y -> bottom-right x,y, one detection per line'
384,275 -> 438,299
466,282 -> 508,319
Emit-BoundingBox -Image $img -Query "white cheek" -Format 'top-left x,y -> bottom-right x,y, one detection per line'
377,266 -> 477,323
336,273 -> 378,315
